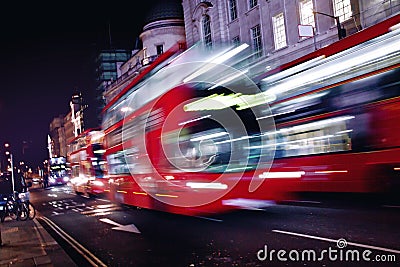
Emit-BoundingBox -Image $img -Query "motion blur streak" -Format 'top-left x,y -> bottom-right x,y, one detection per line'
83,15 -> 400,216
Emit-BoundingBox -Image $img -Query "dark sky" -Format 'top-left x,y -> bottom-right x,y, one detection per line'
0,1 -> 159,169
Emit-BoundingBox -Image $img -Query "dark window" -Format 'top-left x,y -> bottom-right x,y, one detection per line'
203,15 -> 212,47
249,0 -> 258,9
156,45 -> 164,55
229,0 -> 238,20
232,36 -> 240,46
251,24 -> 262,58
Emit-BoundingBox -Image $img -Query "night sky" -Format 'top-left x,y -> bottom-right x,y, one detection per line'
0,1 -> 160,169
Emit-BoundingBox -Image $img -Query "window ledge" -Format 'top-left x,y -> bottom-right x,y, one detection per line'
245,4 -> 259,16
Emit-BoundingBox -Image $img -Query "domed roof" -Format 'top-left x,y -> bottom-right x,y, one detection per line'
144,0 -> 183,25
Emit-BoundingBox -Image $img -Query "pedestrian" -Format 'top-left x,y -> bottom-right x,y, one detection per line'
43,171 -> 49,188
15,172 -> 28,193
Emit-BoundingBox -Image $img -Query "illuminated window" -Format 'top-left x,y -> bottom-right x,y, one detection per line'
272,13 -> 287,50
229,0 -> 238,21
333,0 -> 353,22
249,0 -> 258,9
202,15 -> 212,47
274,116 -> 353,158
251,25 -> 263,58
300,0 -> 315,28
107,152 -> 129,175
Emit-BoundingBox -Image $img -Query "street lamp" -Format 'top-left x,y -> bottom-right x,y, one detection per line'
4,143 -> 15,192
313,10 -> 346,40
10,154 -> 15,192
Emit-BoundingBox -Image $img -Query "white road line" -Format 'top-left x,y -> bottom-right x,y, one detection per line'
272,229 -> 400,254
99,218 -> 141,233
81,206 -> 121,215
40,216 -> 107,267
99,218 -> 121,227
96,198 -> 111,202
195,216 -> 223,222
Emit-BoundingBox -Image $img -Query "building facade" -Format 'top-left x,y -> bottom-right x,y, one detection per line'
103,0 -> 186,104
62,0 -> 399,163
103,0 -> 399,106
49,115 -> 66,158
48,93 -> 87,160
63,111 -> 75,149
95,49 -> 131,116
182,0 -> 399,76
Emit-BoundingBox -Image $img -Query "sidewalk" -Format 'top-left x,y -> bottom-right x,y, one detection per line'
0,216 -> 77,267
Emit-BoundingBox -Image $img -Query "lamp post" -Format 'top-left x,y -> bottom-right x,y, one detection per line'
4,143 -> 15,192
313,10 -> 346,40
10,154 -> 15,192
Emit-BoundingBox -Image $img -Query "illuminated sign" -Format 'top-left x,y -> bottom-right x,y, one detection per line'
50,157 -> 66,165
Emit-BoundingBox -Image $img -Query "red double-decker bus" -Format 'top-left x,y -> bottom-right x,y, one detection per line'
253,14 -> 400,199
48,157 -> 69,186
102,40 -> 299,216
67,128 -> 108,197
102,15 -> 400,215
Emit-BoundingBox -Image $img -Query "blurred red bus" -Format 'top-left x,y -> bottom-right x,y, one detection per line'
103,15 -> 400,215
254,14 -> 400,198
67,128 -> 108,197
102,41 -> 293,216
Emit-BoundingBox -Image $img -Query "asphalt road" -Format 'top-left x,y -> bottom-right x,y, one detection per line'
29,185 -> 400,267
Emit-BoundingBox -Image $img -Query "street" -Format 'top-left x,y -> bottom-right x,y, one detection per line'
28,184 -> 400,267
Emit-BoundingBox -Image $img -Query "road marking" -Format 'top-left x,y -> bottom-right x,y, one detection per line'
81,204 -> 122,216
195,216 -> 223,222
272,229 -> 400,254
96,198 -> 111,202
72,208 -> 85,212
40,216 -> 107,267
99,218 -> 141,233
